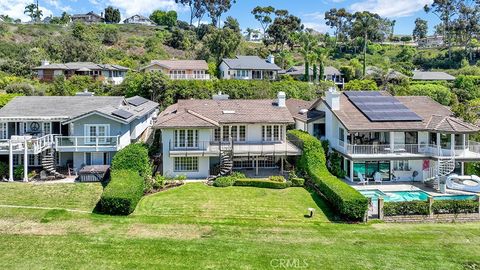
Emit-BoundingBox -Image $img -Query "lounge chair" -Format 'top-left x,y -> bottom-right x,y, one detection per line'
374,172 -> 382,185
358,174 -> 368,185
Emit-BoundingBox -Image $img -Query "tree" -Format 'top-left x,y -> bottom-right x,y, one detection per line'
251,6 -> 275,37
266,10 -> 303,51
296,32 -> 317,81
413,18 -> 428,40
104,6 -> 121,24
452,1 -> 480,61
204,27 -> 241,63
24,4 -> 36,22
103,25 -> 119,45
344,79 -> 378,90
315,48 -> 329,82
223,16 -> 240,33
276,51 -> 294,69
150,10 -> 178,28
60,12 -> 71,24
175,0 -> 205,26
424,0 -> 458,59
324,8 -> 352,46
203,0 -> 236,27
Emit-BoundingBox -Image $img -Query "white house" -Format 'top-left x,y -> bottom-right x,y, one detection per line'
139,60 -> 210,80
123,15 -> 155,26
154,92 -> 301,179
0,95 -> 158,181
219,55 -> 281,80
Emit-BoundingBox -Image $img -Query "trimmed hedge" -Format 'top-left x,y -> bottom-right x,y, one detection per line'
234,179 -> 289,189
290,177 -> 305,187
432,199 -> 479,214
96,170 -> 145,215
384,201 -> 430,216
288,130 -> 368,221
213,176 -> 236,187
111,143 -> 150,176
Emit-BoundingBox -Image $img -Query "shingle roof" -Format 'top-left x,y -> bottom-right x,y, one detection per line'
412,71 -> 455,81
155,98 -> 294,128
286,99 -> 325,123
140,60 -> 208,71
33,62 -> 129,71
324,66 -> 341,76
222,56 -> 281,70
327,92 -> 479,133
0,96 -> 158,124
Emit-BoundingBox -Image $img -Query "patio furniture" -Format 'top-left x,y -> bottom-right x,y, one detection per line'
358,174 -> 368,185
374,172 -> 382,185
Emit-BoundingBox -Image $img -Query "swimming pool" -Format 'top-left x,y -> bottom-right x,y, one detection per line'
358,190 -> 478,202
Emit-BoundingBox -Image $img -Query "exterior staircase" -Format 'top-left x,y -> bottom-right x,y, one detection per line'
41,149 -> 66,179
207,140 -> 234,182
424,155 -> 456,191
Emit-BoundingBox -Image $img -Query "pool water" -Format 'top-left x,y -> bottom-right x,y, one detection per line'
358,190 -> 477,202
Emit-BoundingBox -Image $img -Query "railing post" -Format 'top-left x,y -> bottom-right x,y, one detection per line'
75,137 -> 78,151
8,140 -> 13,182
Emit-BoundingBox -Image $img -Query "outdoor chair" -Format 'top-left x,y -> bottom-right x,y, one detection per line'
374,172 -> 383,185
358,174 -> 368,185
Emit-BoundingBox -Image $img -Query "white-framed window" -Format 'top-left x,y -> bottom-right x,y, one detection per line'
339,127 -> 345,146
43,122 -> 52,135
13,154 -> 21,166
393,160 -> 410,171
0,122 -> 7,139
84,124 -> 110,144
262,125 -> 283,141
174,129 -> 199,148
174,157 -> 198,172
213,126 -> 247,142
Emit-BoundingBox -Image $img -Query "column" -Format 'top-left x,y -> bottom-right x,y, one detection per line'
463,134 -> 467,152
255,156 -> 258,176
8,140 -> 13,182
450,134 -> 455,155
436,133 -> 441,155
349,160 -> 354,182
23,141 -> 28,182
389,132 -> 394,153
460,162 -> 465,176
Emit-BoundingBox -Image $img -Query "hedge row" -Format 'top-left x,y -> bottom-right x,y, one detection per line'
96,170 -> 145,215
111,143 -> 150,177
234,179 -> 289,189
287,130 -> 368,221
384,201 -> 430,216
432,199 -> 479,214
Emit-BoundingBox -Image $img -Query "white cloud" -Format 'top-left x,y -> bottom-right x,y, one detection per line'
0,0 -> 53,22
106,0 -> 179,17
350,0 -> 433,18
303,22 -> 330,34
46,0 -> 72,12
304,12 -> 324,20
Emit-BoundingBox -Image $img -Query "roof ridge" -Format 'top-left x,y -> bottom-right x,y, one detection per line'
186,109 -> 220,126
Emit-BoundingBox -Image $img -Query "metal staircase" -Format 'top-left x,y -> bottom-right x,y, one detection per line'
207,140 -> 234,182
41,149 -> 66,179
424,155 -> 456,191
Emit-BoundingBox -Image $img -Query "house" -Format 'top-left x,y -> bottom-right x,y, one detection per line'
282,66 -> 344,87
245,29 -> 263,42
417,35 -> 444,48
298,88 -> 480,184
153,92 -> 301,179
0,95 -> 158,181
123,15 -> 155,26
71,12 -> 103,24
33,61 -> 129,85
412,71 -> 455,81
286,99 -> 325,140
219,55 -> 281,80
140,60 -> 210,80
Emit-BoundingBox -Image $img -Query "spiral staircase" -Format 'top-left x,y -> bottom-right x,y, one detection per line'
424,155 -> 456,191
207,141 -> 234,183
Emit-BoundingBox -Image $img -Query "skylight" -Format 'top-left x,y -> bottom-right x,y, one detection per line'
222,110 -> 236,114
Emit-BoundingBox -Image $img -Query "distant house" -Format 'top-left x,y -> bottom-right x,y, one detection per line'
282,65 -> 344,87
219,55 -> 281,80
140,60 -> 210,80
245,29 -> 263,42
417,35 -> 444,48
123,15 -> 155,26
71,11 -> 103,24
412,71 -> 455,81
33,61 -> 129,85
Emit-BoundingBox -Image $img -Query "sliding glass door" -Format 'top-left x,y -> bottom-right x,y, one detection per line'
353,161 -> 391,182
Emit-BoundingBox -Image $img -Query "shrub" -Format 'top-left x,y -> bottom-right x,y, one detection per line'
268,175 -> 286,182
290,177 -> 305,187
96,170 -> 145,215
0,161 -> 8,178
287,130 -> 368,221
111,143 -> 150,177
343,79 -> 378,91
230,171 -> 246,179
13,166 -> 23,180
234,179 -> 289,189
383,201 -> 430,216
432,199 -> 479,214
213,176 -> 236,187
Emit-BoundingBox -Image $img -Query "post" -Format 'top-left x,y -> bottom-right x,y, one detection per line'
428,196 -> 434,218
389,132 -> 394,153
460,162 -> 465,176
8,140 -> 13,182
255,156 -> 258,176
23,140 -> 28,182
75,137 -> 78,151
349,160 -> 354,182
436,133 -> 441,155
378,197 -> 384,220
450,134 -> 455,155
462,134 -> 466,151
280,156 -> 284,174
477,196 -> 480,215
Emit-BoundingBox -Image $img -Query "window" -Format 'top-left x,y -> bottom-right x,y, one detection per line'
28,154 -> 35,166
43,122 -> 51,135
214,128 -> 221,141
405,132 -> 418,144
429,133 -> 437,145
393,160 -> 410,171
339,128 -> 345,145
262,125 -> 283,141
174,157 -> 198,172
174,129 -> 198,148
85,152 -> 92,165
85,124 -> 110,144
440,134 -> 451,148
222,126 -> 230,141
239,126 -> 246,141
231,126 -> 237,141
313,123 -> 325,139
0,122 -> 7,139
213,126 -> 246,142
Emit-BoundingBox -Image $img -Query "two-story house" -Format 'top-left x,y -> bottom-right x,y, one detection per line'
140,60 -> 210,80
154,92 -> 301,179
33,61 -> 129,85
71,12 -> 103,24
219,55 -> 281,80
123,15 -> 155,26
298,88 -> 480,185
0,95 -> 158,181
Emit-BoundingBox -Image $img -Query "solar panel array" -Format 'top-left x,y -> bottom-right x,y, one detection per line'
112,109 -> 134,119
128,96 -> 148,106
344,91 -> 423,122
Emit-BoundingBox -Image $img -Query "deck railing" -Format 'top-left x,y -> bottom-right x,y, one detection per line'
168,74 -> 210,80
55,136 -> 120,151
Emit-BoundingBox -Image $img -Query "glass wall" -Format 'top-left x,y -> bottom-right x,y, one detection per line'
353,161 -> 391,182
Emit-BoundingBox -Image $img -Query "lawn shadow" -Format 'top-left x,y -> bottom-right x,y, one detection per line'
306,187 -> 341,222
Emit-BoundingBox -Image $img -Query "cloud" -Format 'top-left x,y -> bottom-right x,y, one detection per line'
304,12 -> 324,20
350,0 -> 433,18
45,0 -> 72,12
0,0 -> 53,22
106,0 -> 179,17
303,22 -> 330,34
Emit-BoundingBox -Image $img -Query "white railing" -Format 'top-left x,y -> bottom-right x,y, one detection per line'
169,140 -> 301,156
55,136 -> 120,151
169,74 -> 210,80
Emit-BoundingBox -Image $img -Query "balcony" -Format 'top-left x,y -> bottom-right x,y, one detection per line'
0,134 -> 55,155
168,140 -> 301,157
168,74 -> 210,80
55,136 -> 120,152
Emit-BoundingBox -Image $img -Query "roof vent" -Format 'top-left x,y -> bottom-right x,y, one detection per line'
299,109 -> 308,115
222,110 -> 235,114
213,92 -> 230,100
76,89 -> 95,96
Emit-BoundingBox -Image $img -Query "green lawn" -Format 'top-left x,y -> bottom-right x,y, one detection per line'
0,183 -> 479,270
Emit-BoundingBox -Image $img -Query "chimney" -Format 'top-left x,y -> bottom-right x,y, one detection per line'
266,54 -> 275,64
212,91 -> 229,100
326,87 -> 340,111
277,92 -> 286,107
41,60 -> 50,66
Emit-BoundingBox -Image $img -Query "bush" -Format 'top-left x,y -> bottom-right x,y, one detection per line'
230,171 -> 246,179
287,130 -> 368,221
383,201 -> 430,216
96,170 -> 145,215
0,93 -> 23,108
13,166 -> 23,180
343,79 -> 378,91
0,161 -> 8,178
234,179 -> 289,189
213,176 -> 236,187
111,143 -> 150,177
406,83 -> 453,105
432,199 -> 479,214
268,175 -> 286,182
290,177 -> 305,187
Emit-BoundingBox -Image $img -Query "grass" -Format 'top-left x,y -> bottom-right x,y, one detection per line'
0,183 -> 479,269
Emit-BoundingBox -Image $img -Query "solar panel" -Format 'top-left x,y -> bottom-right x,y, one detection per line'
112,109 -> 134,119
345,93 -> 423,122
128,96 -> 148,106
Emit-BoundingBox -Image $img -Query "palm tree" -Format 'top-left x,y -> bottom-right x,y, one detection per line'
315,48 -> 329,83
308,53 -> 318,82
24,4 -> 36,22
298,32 -> 317,82
276,50 -> 293,70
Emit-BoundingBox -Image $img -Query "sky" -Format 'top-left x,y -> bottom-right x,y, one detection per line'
0,0 -> 441,35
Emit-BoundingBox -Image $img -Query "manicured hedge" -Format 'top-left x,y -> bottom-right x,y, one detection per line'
432,199 -> 479,214
111,143 -> 150,176
290,177 -> 305,187
234,179 -> 289,189
288,130 -> 368,221
213,176 -> 236,187
96,170 -> 145,215
384,201 -> 430,216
